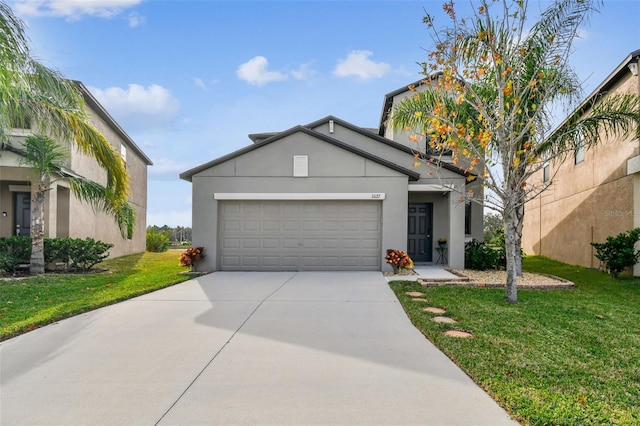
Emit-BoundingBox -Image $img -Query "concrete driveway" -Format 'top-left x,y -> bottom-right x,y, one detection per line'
0,272 -> 517,425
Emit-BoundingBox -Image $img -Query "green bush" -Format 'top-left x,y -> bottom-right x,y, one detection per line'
0,237 -> 112,273
146,230 -> 170,252
66,238 -> 113,270
0,236 -> 31,273
0,236 -> 31,260
464,239 -> 506,270
0,251 -> 19,273
591,228 -> 640,278
44,237 -> 71,266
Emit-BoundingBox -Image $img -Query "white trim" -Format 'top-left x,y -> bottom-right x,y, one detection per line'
214,192 -> 386,200
408,184 -> 453,192
9,185 -> 31,192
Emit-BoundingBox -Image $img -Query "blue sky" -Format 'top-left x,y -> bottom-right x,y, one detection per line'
9,0 -> 640,227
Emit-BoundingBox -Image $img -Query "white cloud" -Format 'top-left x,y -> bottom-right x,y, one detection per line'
237,56 -> 288,86
88,84 -> 180,132
14,0 -> 143,20
291,62 -> 316,81
127,11 -> 145,27
333,50 -> 391,80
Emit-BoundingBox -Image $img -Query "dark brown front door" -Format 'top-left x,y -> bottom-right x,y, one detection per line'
407,203 -> 432,262
14,192 -> 31,237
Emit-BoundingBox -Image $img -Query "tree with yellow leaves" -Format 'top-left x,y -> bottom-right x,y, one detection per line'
392,0 -> 640,303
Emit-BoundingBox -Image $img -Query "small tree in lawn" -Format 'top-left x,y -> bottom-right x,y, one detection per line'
391,0 -> 640,303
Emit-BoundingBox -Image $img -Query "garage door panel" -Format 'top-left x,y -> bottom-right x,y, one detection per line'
219,200 -> 381,271
222,238 -> 240,249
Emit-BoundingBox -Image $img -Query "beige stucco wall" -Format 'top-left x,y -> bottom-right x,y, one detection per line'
0,98 -> 149,258
522,63 -> 640,270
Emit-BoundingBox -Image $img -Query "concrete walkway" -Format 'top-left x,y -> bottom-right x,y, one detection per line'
384,265 -> 460,282
0,272 -> 517,425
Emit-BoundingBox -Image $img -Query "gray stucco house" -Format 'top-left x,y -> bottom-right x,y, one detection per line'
181,82 -> 483,272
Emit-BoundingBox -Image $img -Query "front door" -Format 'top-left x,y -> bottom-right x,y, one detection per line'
14,192 -> 31,237
407,203 -> 433,262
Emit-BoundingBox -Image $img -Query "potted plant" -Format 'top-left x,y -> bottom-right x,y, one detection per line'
385,249 -> 414,274
179,246 -> 205,272
438,238 -> 447,248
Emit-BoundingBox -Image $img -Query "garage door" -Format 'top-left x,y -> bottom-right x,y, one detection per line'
219,200 -> 381,271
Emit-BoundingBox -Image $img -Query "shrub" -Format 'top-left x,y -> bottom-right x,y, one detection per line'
146,230 -> 170,252
0,251 -> 19,274
0,236 -> 31,260
44,237 -> 72,266
0,236 -> 31,273
465,240 -> 506,270
66,238 -> 113,270
591,228 -> 640,278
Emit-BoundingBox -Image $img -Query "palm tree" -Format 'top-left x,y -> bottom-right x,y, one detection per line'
391,0 -> 640,303
0,1 -> 134,272
17,135 -> 135,274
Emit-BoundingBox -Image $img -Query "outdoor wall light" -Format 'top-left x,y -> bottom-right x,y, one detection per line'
2,212 -> 7,217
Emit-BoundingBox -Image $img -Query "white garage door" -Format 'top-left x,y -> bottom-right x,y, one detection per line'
219,200 -> 382,271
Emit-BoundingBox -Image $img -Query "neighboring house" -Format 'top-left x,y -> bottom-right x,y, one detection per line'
0,81 -> 152,258
522,49 -> 640,274
180,82 -> 484,272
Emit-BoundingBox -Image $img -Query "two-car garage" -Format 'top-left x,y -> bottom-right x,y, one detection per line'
218,199 -> 382,271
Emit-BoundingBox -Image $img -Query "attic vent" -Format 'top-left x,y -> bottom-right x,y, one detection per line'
329,120 -> 335,133
293,155 -> 308,177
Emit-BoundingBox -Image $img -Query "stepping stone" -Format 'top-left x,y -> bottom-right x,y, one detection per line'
423,307 -> 446,314
433,316 -> 457,324
444,330 -> 473,338
405,291 -> 425,297
411,297 -> 429,302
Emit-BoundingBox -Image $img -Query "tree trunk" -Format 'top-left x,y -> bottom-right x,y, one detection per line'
504,211 -> 519,304
29,177 -> 48,275
515,203 -> 524,277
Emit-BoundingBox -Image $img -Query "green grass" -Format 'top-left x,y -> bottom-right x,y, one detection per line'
390,256 -> 640,425
0,251 -> 194,341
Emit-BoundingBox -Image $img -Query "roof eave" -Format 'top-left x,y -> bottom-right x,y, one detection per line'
74,81 -> 153,166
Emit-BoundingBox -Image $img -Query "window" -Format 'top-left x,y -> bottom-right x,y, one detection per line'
465,202 -> 472,235
543,162 -> 550,182
11,116 -> 30,129
120,144 -> 127,163
574,129 -> 585,165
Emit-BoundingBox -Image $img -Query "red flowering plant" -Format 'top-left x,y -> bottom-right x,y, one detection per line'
385,249 -> 414,272
179,247 -> 205,271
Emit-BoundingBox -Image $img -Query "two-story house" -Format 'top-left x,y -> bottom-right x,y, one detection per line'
180,81 -> 483,272
522,49 -> 640,274
0,81 -> 152,258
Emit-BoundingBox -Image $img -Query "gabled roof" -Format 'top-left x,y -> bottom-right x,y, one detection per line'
378,73 -> 443,137
550,48 -> 640,136
305,115 -> 472,178
179,124 -> 421,182
248,132 -> 279,143
75,81 -> 153,166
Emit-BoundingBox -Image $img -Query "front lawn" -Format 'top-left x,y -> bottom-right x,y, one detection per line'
0,251 -> 194,341
390,256 -> 640,425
